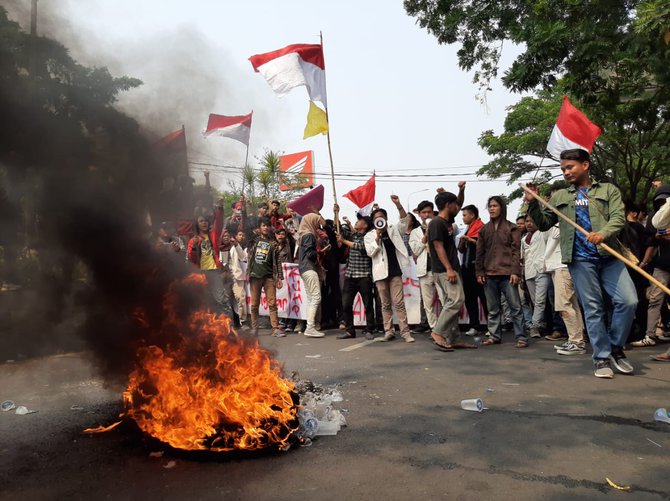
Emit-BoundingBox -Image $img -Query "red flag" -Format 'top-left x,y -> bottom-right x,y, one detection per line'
203,113 -> 252,146
286,185 -> 324,216
154,126 -> 188,178
546,97 -> 602,159
343,175 -> 375,208
155,127 -> 186,153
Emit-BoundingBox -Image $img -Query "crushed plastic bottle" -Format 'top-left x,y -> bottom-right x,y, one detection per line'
1,400 -> 16,412
654,407 -> 670,425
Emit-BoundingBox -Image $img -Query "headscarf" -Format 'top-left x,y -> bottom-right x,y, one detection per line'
298,213 -> 323,239
296,213 -> 323,255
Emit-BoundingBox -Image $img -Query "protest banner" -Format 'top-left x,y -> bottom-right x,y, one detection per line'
248,262 -> 485,325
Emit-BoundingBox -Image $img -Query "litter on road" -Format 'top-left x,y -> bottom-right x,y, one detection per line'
15,406 -> 37,415
1,400 -> 16,412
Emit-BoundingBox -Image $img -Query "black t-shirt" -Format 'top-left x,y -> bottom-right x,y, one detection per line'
428,216 -> 460,274
381,233 -> 402,277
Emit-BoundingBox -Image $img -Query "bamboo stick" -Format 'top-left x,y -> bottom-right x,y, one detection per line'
519,183 -> 670,297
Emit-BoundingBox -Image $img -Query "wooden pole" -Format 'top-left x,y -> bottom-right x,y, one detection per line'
241,111 -> 252,198
320,31 -> 340,234
519,182 -> 670,296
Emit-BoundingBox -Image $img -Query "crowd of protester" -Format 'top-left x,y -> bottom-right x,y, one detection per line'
155,149 -> 670,379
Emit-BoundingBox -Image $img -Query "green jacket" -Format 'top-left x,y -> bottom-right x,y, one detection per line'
526,181 -> 625,264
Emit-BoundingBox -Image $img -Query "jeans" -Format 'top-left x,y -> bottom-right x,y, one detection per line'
526,272 -> 550,330
568,258 -> 638,361
484,276 -> 526,341
301,269 -> 322,329
342,276 -> 375,334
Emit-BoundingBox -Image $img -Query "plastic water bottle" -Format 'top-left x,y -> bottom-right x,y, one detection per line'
654,407 -> 670,424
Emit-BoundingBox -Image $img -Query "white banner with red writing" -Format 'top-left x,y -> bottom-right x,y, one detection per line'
245,262 -> 484,326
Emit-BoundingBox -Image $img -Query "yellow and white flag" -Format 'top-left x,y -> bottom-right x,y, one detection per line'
303,100 -> 328,139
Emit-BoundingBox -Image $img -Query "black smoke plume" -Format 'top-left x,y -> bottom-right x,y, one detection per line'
0,6 -> 208,379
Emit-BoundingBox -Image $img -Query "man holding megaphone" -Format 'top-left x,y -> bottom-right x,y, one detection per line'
364,195 -> 415,343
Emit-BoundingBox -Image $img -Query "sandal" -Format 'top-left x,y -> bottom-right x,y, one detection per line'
516,339 -> 528,348
481,338 -> 500,346
451,341 -> 478,349
650,353 -> 670,362
431,332 -> 454,352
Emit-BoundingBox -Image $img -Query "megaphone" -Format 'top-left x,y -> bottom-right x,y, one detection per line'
373,217 -> 387,230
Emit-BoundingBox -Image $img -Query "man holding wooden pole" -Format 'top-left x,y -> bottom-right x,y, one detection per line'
525,148 -> 638,379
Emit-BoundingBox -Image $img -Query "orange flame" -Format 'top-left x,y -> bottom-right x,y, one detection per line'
84,420 -> 123,434
121,274 -> 298,452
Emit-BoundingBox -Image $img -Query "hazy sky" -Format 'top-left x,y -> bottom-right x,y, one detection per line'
7,0 -> 532,220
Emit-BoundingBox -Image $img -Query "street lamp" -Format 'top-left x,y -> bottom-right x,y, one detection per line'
407,189 -> 429,212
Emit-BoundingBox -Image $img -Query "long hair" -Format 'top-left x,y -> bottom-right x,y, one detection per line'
487,196 -> 508,221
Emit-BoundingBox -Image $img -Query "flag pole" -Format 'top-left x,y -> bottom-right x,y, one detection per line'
520,182 -> 670,296
320,31 -> 340,234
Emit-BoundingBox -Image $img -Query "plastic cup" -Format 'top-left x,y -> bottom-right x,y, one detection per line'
460,398 -> 484,412
315,420 -> 340,436
654,408 -> 670,424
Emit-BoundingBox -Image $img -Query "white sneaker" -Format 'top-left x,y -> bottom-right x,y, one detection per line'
304,327 -> 325,338
381,331 -> 396,342
630,335 -> 657,347
402,333 -> 415,343
465,328 -> 478,336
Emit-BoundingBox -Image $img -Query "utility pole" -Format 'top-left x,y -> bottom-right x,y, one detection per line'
30,0 -> 38,35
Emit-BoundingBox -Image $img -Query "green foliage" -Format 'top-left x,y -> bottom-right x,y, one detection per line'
406,1 -> 670,203
478,83 -> 670,203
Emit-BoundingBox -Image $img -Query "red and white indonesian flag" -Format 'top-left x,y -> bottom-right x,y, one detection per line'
203,112 -> 253,146
546,97 -> 602,160
344,175 -> 376,216
249,44 -> 327,107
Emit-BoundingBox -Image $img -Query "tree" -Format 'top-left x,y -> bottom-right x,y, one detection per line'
405,0 -> 670,203
478,83 -> 670,203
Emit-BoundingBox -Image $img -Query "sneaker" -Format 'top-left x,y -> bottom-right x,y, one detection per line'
411,324 -> 430,334
594,359 -> 614,378
545,331 -> 568,341
464,328 -> 478,336
294,321 -> 306,334
284,326 -> 294,333
610,348 -> 634,374
304,327 -> 325,338
529,327 -> 542,338
630,335 -> 657,347
380,331 -> 396,342
272,328 -> 286,338
657,334 -> 670,342
554,341 -> 571,350
557,343 -> 586,355
364,330 -> 375,341
402,333 -> 415,343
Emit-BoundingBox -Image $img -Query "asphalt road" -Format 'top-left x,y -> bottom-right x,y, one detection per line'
1,330 -> 669,500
